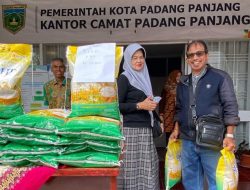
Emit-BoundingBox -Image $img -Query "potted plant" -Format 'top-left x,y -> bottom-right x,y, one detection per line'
235,140 -> 250,168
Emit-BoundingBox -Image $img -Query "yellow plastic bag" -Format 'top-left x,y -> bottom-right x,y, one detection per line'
0,44 -> 32,119
165,139 -> 182,189
216,148 -> 238,190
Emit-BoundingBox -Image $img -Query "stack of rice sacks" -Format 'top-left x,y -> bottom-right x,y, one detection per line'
0,44 -> 63,168
0,43 -> 124,169
61,43 -> 124,168
0,44 -> 32,120
0,44 -> 32,148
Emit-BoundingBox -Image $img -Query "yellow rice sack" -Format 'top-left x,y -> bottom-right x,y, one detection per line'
165,139 -> 182,190
29,109 -> 70,118
70,82 -> 119,118
66,45 -> 123,119
0,44 -> 32,119
216,148 -> 238,190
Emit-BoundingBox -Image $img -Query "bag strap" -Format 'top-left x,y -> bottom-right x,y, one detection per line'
153,111 -> 161,122
188,75 -> 197,126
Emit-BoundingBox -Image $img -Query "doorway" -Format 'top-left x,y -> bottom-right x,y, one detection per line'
144,43 -> 185,190
143,43 -> 185,148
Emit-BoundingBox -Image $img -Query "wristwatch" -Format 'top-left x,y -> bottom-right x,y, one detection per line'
136,103 -> 140,110
225,133 -> 234,138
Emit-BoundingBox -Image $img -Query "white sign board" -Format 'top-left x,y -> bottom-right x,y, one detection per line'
0,0 -> 250,43
73,43 -> 115,82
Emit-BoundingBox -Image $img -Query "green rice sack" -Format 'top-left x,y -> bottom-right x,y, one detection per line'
62,143 -> 121,154
0,155 -> 30,167
0,128 -> 8,145
0,143 -> 63,155
0,114 -> 64,135
59,138 -> 120,148
0,129 -> 60,145
58,116 -> 124,141
0,109 -> 67,134
57,152 -> 120,168
0,140 -> 8,145
0,154 -> 58,168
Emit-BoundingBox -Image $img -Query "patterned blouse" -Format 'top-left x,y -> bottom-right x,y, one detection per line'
43,78 -> 71,109
159,83 -> 177,132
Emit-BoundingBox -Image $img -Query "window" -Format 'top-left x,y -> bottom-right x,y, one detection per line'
207,40 -> 250,145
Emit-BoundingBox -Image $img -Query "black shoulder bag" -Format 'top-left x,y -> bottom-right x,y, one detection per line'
189,76 -> 225,150
152,111 -> 163,138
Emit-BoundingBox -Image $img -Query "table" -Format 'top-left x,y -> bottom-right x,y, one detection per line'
52,167 -> 119,190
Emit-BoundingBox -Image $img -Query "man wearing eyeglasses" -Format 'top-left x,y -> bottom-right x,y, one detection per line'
170,40 -> 239,190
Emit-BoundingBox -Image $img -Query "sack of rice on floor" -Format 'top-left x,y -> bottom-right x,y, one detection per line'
0,44 -> 32,119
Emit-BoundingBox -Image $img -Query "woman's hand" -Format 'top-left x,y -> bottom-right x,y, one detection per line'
159,115 -> 164,133
160,115 -> 164,125
137,96 -> 157,111
160,123 -> 164,133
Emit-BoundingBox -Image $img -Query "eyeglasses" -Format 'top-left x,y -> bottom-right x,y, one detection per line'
186,51 -> 206,59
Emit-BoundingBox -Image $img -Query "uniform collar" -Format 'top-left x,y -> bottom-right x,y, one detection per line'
53,77 -> 66,86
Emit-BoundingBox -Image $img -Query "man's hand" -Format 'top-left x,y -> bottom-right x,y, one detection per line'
169,122 -> 179,141
224,125 -> 236,152
169,130 -> 179,141
223,137 -> 236,152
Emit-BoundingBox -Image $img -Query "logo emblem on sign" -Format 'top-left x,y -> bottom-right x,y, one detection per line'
2,4 -> 26,34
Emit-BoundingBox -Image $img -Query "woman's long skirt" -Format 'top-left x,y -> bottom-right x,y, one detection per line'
118,127 -> 159,190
